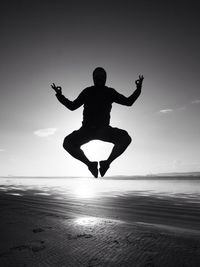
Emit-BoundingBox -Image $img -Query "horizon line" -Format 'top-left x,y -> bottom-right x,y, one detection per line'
1,171 -> 200,179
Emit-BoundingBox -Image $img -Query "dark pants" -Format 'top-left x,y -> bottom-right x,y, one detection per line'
63,125 -> 132,150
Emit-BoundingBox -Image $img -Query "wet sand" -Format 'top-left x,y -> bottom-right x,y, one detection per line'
0,178 -> 200,267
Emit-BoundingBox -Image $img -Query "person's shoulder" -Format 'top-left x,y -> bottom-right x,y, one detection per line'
83,86 -> 94,92
106,86 -> 117,95
80,86 -> 92,95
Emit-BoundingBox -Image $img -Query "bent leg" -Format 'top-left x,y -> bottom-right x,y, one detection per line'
63,128 -> 98,178
98,127 -> 132,176
107,128 -> 132,165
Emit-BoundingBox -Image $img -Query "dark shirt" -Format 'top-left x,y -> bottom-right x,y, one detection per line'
56,85 -> 141,127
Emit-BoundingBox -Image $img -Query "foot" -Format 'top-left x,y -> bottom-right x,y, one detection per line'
88,161 -> 98,178
99,160 -> 110,177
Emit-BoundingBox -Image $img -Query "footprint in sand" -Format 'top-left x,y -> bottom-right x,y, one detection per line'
30,240 -> 46,252
67,233 -> 93,240
32,228 -> 44,233
32,226 -> 53,233
11,240 -> 46,253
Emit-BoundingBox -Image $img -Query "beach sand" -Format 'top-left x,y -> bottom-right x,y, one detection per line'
0,179 -> 200,267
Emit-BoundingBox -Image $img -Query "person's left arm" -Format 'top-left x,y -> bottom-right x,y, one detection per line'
113,75 -> 144,106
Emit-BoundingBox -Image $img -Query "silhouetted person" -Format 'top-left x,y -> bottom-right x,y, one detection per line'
51,67 -> 143,178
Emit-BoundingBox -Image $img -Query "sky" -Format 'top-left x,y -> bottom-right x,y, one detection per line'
0,0 -> 200,176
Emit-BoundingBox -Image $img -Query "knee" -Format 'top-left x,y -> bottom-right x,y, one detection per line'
63,136 -> 73,151
120,131 -> 132,146
125,133 -> 132,146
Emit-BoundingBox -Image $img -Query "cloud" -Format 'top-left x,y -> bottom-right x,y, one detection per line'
191,99 -> 200,104
0,149 -> 5,152
34,128 -> 57,137
159,109 -> 173,114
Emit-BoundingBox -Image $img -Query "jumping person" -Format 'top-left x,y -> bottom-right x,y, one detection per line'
51,67 -> 143,178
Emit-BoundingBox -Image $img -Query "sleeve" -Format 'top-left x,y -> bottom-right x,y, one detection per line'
111,87 -> 141,106
56,89 -> 86,111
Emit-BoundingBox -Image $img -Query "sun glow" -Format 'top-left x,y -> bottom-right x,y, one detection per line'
73,182 -> 97,198
81,140 -> 113,161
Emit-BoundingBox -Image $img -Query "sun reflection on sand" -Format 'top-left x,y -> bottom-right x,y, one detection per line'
74,216 -> 123,227
75,217 -> 101,226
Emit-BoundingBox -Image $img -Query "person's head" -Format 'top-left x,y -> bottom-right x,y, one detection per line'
93,67 -> 107,86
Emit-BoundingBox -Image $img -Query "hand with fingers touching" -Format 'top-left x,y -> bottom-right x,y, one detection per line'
135,75 -> 144,90
51,83 -> 62,95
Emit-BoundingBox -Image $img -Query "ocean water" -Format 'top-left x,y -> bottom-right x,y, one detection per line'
1,177 -> 200,232
0,177 -> 200,202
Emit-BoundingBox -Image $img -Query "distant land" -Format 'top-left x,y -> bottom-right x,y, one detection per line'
149,172 -> 200,177
103,172 -> 200,180
0,172 -> 200,180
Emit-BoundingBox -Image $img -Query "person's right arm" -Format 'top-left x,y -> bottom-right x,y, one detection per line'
51,83 -> 85,111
